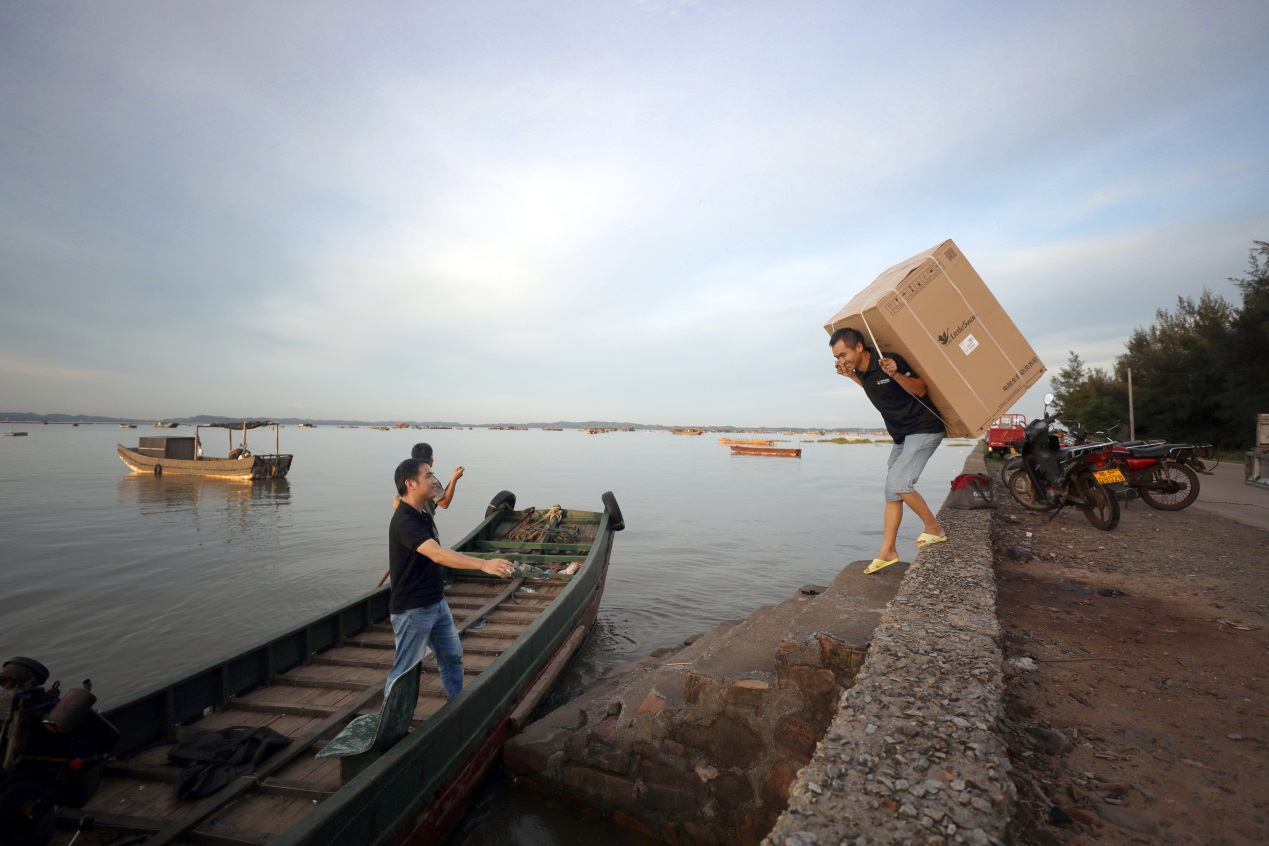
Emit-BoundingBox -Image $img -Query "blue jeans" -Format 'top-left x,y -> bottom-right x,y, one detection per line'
386,599 -> 464,697
885,431 -> 944,502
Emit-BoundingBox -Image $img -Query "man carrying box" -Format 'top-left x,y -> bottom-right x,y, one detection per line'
830,327 -> 947,573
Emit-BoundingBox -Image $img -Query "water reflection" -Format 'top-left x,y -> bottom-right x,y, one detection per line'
116,475 -> 291,544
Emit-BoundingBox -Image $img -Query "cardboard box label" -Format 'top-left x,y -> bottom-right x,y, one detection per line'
901,263 -> 940,303
1001,354 -> 1043,394
958,334 -> 979,356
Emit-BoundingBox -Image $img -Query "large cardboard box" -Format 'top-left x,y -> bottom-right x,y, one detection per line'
824,239 -> 1045,438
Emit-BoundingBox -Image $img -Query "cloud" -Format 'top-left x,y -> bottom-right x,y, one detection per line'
0,1 -> 1265,421
0,354 -> 112,383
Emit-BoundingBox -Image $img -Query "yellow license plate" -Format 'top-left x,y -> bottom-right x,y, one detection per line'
1094,468 -> 1126,484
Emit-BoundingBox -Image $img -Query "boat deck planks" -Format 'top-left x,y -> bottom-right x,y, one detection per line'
47,503 -> 616,845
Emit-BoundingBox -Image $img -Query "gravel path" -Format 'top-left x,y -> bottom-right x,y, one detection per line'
991,470 -> 1268,845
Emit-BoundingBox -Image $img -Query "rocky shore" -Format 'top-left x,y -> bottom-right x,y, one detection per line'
504,548 -> 909,844
506,451 -> 1012,845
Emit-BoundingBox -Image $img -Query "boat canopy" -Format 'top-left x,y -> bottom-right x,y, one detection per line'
200,421 -> 277,430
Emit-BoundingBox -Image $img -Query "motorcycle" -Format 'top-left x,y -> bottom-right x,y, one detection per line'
1003,393 -> 1124,530
1067,424 -> 1213,511
1,657 -> 119,846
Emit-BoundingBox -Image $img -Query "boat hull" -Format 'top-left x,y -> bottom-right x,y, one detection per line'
51,499 -> 619,846
391,570 -> 607,845
117,444 -> 292,479
730,445 -> 802,457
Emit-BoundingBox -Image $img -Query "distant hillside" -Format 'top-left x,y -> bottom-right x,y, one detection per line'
1,412 -> 868,433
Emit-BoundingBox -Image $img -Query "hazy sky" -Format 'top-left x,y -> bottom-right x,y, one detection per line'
2,1 -> 1266,427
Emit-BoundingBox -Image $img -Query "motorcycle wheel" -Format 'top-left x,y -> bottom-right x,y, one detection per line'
1074,471 -> 1120,530
1138,461 -> 1200,511
999,455 -> 1023,486
1005,467 -> 1057,511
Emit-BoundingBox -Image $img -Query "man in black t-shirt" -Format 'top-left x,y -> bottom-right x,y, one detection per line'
385,458 -> 513,695
830,327 -> 947,574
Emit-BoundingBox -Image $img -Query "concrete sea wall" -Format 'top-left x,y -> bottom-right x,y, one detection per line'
765,450 -> 1015,845
506,451 -> 1014,845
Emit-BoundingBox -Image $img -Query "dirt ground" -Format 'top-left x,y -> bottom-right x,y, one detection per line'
990,476 -> 1269,845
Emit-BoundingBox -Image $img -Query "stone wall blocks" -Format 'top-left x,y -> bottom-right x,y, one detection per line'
631,740 -> 660,759
638,689 -> 667,716
684,670 -> 719,706
675,712 -> 764,769
723,678 -> 771,707
611,809 -> 653,838
561,764 -> 637,807
760,759 -> 797,805
643,780 -> 707,815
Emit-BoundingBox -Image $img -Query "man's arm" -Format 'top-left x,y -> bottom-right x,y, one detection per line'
418,538 -> 512,577
879,358 -> 929,396
436,466 -> 464,510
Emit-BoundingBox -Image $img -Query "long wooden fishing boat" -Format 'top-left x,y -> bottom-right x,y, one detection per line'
730,444 -> 802,458
118,421 -> 292,480
717,437 -> 777,446
29,492 -> 623,846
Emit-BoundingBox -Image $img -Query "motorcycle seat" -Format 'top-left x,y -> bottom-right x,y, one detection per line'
1123,443 -> 1183,458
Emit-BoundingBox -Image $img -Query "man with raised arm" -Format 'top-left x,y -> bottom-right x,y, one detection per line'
830,327 -> 946,573
409,442 -> 464,516
385,458 -> 513,695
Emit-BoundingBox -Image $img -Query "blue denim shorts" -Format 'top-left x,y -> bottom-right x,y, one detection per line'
884,431 -> 944,502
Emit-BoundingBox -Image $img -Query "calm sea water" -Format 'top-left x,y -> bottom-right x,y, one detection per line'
0,424 -> 974,842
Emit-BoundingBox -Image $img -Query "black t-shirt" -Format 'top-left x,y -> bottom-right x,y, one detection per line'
855,352 -> 945,443
388,502 -> 444,614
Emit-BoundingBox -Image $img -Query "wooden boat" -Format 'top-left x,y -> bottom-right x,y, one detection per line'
4,431 -> 28,436
669,428 -> 703,435
37,492 -> 624,846
154,422 -> 179,429
717,437 -> 777,446
118,421 -> 292,480
119,423 -> 137,429
730,444 -> 802,458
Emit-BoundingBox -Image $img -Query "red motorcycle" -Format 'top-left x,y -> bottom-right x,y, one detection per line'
1068,424 -> 1214,511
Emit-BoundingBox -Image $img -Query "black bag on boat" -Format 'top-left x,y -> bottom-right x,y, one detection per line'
167,725 -> 291,800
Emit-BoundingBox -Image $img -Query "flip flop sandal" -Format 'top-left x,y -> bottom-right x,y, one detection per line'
915,533 -> 947,548
864,557 -> 900,574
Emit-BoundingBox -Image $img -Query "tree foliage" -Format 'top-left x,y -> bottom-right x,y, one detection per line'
1059,241 -> 1269,450
1051,351 -> 1126,434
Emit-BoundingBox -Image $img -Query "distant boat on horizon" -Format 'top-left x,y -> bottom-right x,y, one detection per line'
118,421 -> 292,480
730,444 -> 801,458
